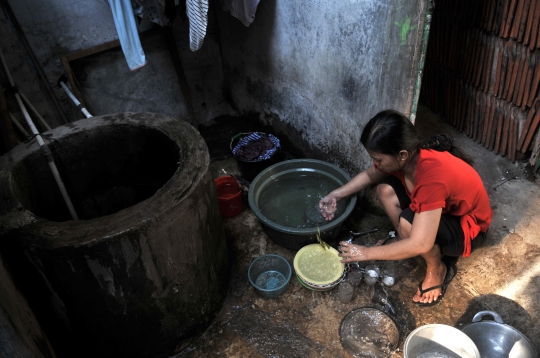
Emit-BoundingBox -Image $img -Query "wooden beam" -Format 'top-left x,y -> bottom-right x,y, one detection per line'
65,39 -> 121,62
60,55 -> 87,108
64,28 -> 159,62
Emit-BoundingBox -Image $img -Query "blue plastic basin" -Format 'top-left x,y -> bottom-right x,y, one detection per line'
248,254 -> 291,298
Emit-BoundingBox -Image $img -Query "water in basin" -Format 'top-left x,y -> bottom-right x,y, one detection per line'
258,171 -> 348,228
256,271 -> 287,290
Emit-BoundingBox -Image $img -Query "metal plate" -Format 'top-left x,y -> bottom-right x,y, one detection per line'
339,307 -> 399,358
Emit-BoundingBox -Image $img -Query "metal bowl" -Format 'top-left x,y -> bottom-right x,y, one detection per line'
404,324 -> 481,358
461,311 -> 537,358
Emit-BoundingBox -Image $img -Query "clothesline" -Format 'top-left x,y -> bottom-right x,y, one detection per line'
109,0 -> 262,70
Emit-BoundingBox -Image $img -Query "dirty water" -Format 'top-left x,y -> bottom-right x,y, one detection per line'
258,172 -> 347,229
256,271 -> 287,290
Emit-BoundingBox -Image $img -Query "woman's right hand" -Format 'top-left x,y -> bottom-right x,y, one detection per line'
319,195 -> 337,221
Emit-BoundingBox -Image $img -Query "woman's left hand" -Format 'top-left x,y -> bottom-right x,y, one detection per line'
338,241 -> 367,263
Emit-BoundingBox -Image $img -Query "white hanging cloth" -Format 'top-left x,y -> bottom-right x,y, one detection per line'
108,0 -> 147,70
186,0 -> 209,51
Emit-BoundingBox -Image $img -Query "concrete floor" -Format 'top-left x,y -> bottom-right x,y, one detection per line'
174,105 -> 540,357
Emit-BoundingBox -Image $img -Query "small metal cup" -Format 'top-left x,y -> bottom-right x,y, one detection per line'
338,281 -> 354,303
347,269 -> 363,287
364,265 -> 380,286
382,262 -> 396,287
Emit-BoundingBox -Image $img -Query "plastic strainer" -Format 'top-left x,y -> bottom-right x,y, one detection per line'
293,244 -> 344,285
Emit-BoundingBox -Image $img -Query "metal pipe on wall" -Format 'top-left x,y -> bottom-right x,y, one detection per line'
14,94 -> 79,220
0,47 -> 79,220
19,91 -> 52,131
59,80 -> 93,118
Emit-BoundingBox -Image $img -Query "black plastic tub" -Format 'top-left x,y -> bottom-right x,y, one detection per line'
248,159 -> 357,250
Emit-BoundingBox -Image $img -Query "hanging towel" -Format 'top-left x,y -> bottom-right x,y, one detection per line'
186,0 -> 209,51
108,0 -> 147,70
221,0 -> 261,27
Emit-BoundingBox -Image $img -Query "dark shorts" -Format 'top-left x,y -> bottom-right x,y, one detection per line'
379,175 -> 486,257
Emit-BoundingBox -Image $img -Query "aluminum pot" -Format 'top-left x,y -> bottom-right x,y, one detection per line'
461,311 -> 537,358
404,324 -> 481,358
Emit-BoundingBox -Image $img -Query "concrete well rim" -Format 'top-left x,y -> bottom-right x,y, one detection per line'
0,112 -> 210,248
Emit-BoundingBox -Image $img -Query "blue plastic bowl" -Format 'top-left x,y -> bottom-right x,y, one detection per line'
248,254 -> 292,298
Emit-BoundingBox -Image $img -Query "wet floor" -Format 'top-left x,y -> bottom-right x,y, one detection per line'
173,105 -> 540,357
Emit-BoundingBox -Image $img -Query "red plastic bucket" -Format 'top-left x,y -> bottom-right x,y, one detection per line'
214,176 -> 242,218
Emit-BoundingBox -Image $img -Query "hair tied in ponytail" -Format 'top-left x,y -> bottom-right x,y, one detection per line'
421,133 -> 454,152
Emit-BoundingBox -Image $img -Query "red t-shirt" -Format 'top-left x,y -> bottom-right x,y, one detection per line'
384,149 -> 492,257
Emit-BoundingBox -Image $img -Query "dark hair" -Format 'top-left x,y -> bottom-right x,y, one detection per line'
361,110 -> 474,166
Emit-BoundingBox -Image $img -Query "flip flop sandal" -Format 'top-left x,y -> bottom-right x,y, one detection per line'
413,281 -> 445,307
413,262 -> 457,307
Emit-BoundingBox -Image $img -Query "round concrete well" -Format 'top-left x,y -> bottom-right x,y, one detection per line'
0,112 -> 229,358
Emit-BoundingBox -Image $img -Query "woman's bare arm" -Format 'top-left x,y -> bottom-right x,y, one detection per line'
319,165 -> 387,219
328,165 -> 387,201
339,208 -> 442,261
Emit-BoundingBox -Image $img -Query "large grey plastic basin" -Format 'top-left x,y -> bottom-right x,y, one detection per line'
248,159 -> 356,250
